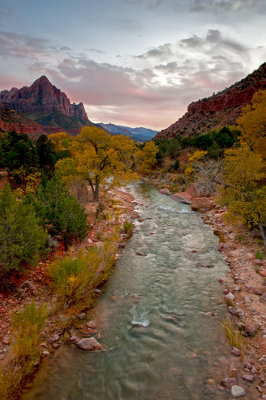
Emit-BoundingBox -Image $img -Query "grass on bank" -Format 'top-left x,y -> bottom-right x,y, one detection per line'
222,316 -> 243,352
48,226 -> 120,318
0,301 -> 48,400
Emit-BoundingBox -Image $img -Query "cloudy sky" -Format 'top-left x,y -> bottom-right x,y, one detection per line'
0,0 -> 265,130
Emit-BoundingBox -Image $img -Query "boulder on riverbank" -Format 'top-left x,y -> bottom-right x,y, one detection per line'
171,192 -> 192,204
191,197 -> 213,212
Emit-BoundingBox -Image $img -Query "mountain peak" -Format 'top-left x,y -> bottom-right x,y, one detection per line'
35,75 -> 50,83
0,77 -> 93,135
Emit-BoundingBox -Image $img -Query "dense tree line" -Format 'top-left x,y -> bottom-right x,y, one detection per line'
154,126 -> 241,167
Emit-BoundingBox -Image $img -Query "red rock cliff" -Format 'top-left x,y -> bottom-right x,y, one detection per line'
155,62 -> 266,140
0,76 -> 90,123
0,108 -> 45,140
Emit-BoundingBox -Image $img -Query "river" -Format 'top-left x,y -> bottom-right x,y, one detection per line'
21,183 -> 234,400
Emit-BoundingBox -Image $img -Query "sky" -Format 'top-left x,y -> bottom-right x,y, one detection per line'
0,0 -> 265,130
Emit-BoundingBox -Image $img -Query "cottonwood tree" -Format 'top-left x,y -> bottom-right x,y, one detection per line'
218,143 -> 265,245
56,126 -> 137,201
237,89 -> 266,158
135,141 -> 159,175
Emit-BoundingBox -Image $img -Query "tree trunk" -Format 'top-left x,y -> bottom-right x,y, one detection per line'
258,222 -> 266,247
88,180 -> 96,200
93,179 -> 100,201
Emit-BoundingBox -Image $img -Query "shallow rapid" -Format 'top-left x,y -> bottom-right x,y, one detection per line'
22,183 -> 234,400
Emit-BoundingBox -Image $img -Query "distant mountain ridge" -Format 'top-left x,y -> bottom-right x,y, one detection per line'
99,123 -> 158,142
0,76 -> 94,135
155,62 -> 266,140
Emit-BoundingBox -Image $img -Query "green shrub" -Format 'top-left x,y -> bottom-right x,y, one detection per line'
255,250 -> 264,260
123,221 -> 134,235
172,159 -> 180,171
35,176 -> 88,243
0,184 -> 46,278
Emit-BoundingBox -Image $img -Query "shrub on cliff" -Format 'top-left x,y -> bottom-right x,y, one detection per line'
0,184 -> 46,278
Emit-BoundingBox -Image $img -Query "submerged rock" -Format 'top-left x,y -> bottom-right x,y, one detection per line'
132,319 -> 150,328
76,337 -> 104,351
159,188 -> 171,195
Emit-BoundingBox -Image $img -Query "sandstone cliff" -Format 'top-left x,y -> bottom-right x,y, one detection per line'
155,62 -> 266,140
0,108 -> 45,140
0,76 -> 93,135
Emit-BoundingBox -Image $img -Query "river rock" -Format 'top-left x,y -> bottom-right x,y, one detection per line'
244,362 -> 252,370
191,197 -> 213,211
242,374 -> 254,382
231,347 -> 241,357
48,334 -> 60,344
243,323 -> 259,337
184,183 -> 201,198
222,378 -> 237,388
70,335 -> 79,342
171,192 -> 192,205
228,307 -> 238,316
87,321 -> 96,329
231,385 -> 245,398
244,295 -> 252,304
136,251 -> 147,256
218,243 -> 224,251
254,288 -> 263,295
2,336 -> 9,345
258,356 -> 266,364
260,293 -> 266,303
225,292 -> 235,302
159,188 -> 171,195
76,337 -> 104,351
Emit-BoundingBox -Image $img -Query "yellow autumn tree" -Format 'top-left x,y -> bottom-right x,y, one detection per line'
48,132 -> 73,151
184,149 -> 208,176
218,142 -> 266,244
135,141 -> 158,175
56,126 -> 138,201
237,89 -> 266,158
